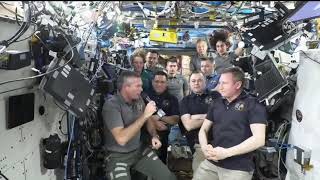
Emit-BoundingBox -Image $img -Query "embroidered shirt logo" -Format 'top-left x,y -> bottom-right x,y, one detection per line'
136,102 -> 144,112
162,99 -> 170,108
234,101 -> 245,111
205,96 -> 214,105
210,80 -> 217,84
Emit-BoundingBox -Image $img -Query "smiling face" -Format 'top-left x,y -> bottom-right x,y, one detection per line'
132,56 -> 144,73
152,75 -> 167,94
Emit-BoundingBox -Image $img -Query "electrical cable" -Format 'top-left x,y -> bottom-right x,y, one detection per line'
14,30 -> 36,42
1,22 -> 28,45
0,4 -> 41,53
278,132 -> 289,180
33,33 -> 52,50
255,121 -> 291,180
0,2 -> 31,49
301,50 -> 320,65
85,106 -> 98,128
54,100 -> 68,111
30,1 -> 43,18
82,23 -> 95,49
0,2 -> 12,5
58,111 -> 68,136
15,17 -> 42,43
0,2 -> 24,18
64,115 -> 76,180
17,32 -> 37,44
15,7 -> 22,26
0,31 -> 76,86
10,2 -> 32,43
225,2 -> 235,12
276,121 -> 290,146
0,86 -> 33,95
10,16 -> 42,43
275,123 -> 285,141
0,170 -> 9,180
89,54 -> 104,83
83,151 -> 94,163
0,2 -> 38,26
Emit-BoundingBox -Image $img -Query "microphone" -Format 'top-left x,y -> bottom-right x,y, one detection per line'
141,92 -> 166,118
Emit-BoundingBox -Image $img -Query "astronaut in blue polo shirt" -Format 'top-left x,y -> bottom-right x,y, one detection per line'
193,67 -> 267,180
179,71 -> 220,173
147,71 -> 180,164
200,57 -> 220,92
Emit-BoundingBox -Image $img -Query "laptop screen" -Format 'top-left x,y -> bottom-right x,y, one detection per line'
289,1 -> 320,22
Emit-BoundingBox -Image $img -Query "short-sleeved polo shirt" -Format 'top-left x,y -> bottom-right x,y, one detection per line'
141,69 -> 154,93
102,93 -> 145,153
167,74 -> 188,102
179,91 -> 220,150
206,92 -> 267,172
148,90 -> 179,117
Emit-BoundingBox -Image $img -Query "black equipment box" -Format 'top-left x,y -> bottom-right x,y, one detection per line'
242,2 -> 293,51
0,50 -> 31,70
40,58 -> 95,117
254,58 -> 287,101
7,93 -> 35,129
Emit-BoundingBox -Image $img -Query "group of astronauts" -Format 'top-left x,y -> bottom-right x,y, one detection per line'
102,30 -> 267,180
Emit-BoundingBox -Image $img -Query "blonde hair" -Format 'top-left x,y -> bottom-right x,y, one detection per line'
131,48 -> 146,63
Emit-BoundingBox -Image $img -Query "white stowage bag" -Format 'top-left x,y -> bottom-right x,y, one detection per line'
285,49 -> 320,180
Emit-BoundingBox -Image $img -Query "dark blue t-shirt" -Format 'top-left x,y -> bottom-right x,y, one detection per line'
206,92 -> 267,172
179,91 -> 220,151
148,90 -> 179,117
141,90 -> 179,145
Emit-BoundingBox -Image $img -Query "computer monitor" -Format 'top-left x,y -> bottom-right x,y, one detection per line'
288,1 -> 320,22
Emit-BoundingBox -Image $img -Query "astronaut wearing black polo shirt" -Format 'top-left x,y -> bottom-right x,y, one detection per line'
179,71 -> 220,173
148,71 -> 180,164
194,67 -> 267,180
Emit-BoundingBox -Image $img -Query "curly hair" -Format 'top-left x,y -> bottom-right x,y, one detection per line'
209,30 -> 231,51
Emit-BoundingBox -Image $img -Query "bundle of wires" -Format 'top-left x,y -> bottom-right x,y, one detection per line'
0,2 -> 32,53
0,170 -> 9,180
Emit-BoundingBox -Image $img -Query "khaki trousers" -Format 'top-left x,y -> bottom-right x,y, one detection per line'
193,159 -> 253,180
192,144 -> 206,173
